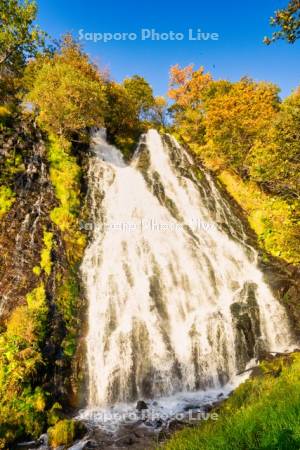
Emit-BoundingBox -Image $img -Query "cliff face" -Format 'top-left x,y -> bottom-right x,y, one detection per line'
0,116 -> 56,321
0,114 -> 88,446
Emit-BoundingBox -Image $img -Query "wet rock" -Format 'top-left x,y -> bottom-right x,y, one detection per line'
136,400 -> 148,411
183,404 -> 201,411
167,419 -> 188,432
38,434 -> 48,445
230,282 -> 262,372
154,419 -> 163,429
114,434 -> 137,446
17,441 -> 38,448
202,403 -> 214,413
67,438 -> 90,450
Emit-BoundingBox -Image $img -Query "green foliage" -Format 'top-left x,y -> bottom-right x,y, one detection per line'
0,112 -> 25,184
162,353 -> 300,450
104,81 -> 144,157
48,419 -> 76,448
47,135 -> 86,262
219,171 -> 300,263
0,283 -> 48,447
47,402 -> 63,426
0,105 -> 12,125
48,419 -> 85,448
0,0 -> 46,102
32,265 -> 41,276
0,150 -> 24,184
123,74 -> 155,118
204,78 -> 280,171
264,0 -> 300,44
56,270 -> 82,357
33,230 -> 53,276
0,0 -> 45,68
247,88 -> 300,199
104,76 -> 160,156
25,35 -> 106,138
0,185 -> 15,218
168,65 -> 212,148
47,134 -> 86,363
0,387 -> 47,448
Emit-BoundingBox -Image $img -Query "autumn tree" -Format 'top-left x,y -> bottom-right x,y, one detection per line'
0,0 -> 46,101
203,78 -> 280,172
168,65 -> 212,147
123,75 -> 155,119
150,96 -> 169,127
104,81 -> 143,157
247,87 -> 300,198
168,65 -> 282,174
25,36 -> 106,139
264,0 -> 300,44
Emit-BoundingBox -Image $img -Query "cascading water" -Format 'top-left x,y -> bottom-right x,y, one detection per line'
81,129 -> 294,414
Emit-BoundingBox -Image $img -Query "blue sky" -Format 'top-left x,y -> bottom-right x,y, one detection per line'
37,0 -> 299,98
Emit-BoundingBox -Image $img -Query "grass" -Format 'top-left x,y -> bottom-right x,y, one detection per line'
162,353 -> 300,450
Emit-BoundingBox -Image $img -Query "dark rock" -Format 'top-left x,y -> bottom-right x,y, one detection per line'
202,403 -> 214,413
183,404 -> 201,411
167,419 -> 187,432
136,400 -> 148,411
154,419 -> 163,428
114,434 -> 137,446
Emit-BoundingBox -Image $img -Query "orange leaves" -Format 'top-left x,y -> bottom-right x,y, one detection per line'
169,64 -> 194,87
168,64 -> 212,107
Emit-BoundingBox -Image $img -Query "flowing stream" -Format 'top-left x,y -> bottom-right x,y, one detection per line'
80,129 -> 294,426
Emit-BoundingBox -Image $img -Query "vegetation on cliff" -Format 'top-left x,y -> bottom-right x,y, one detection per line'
169,65 -> 300,264
0,283 -> 48,447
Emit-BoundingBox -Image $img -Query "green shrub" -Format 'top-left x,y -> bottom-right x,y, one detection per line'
0,185 -> 15,218
40,230 -> 53,275
0,283 -> 48,447
0,106 -> 12,126
56,271 -> 82,358
47,402 -> 63,426
48,419 -> 85,448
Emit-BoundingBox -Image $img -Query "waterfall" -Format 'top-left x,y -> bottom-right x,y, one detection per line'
81,129 -> 294,410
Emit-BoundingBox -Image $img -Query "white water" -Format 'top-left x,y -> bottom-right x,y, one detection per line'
81,129 -> 294,418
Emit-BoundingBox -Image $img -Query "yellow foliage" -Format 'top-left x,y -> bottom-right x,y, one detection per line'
40,230 -> 53,275
6,306 -> 37,344
219,170 -> 300,263
25,36 -> 106,137
0,185 -> 15,218
48,420 -> 77,448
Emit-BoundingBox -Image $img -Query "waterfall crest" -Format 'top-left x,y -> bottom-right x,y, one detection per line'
81,129 -> 294,407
